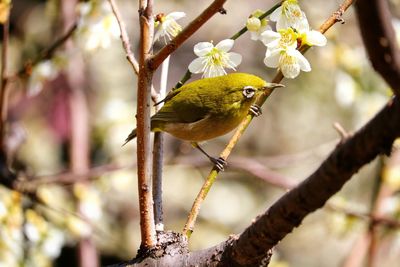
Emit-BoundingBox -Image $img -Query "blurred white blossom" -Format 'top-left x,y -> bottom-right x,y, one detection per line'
28,60 -> 60,96
154,12 -> 186,43
74,183 -> 103,220
188,39 -> 242,78
42,228 -> 65,258
76,0 -> 120,51
335,71 -> 357,107
67,216 -> 92,238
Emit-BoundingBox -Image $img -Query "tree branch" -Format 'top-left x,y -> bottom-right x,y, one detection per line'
137,0 -> 157,249
220,96 -> 400,266
0,13 -> 10,157
354,0 -> 400,97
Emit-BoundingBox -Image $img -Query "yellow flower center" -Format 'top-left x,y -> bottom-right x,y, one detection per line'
278,28 -> 297,48
206,47 -> 227,66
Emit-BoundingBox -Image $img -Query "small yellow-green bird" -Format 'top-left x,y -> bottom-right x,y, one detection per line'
124,73 -> 283,170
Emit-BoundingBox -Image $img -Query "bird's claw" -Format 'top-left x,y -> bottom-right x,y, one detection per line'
250,104 -> 262,117
210,157 -> 227,171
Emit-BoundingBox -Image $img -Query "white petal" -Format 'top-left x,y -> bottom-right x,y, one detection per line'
288,49 -> 311,72
281,62 -> 300,79
296,12 -> 310,32
276,17 -> 290,30
263,49 -> 281,68
193,42 -> 213,56
227,52 -> 242,68
305,30 -> 327,46
154,28 -> 163,42
215,39 -> 234,52
167,12 -> 186,20
260,30 -> 280,47
206,66 -> 225,78
188,57 -> 205,73
269,7 -> 282,22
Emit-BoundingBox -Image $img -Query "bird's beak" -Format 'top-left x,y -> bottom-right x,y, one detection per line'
264,83 -> 285,90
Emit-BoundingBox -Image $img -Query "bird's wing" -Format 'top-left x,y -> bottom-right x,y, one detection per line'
151,103 -> 208,124
152,88 -> 212,124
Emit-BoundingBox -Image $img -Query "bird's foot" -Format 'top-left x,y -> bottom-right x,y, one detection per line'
250,104 -> 262,117
209,157 -> 227,171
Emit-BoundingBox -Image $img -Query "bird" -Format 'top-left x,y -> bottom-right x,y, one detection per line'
124,73 -> 283,170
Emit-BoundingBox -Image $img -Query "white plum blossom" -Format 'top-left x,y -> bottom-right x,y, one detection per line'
261,28 -> 310,78
76,1 -> 120,51
264,47 -> 311,79
154,12 -> 186,43
28,60 -> 60,96
270,0 -> 308,30
260,10 -> 327,79
188,39 -> 242,78
246,10 -> 271,41
260,27 -> 298,50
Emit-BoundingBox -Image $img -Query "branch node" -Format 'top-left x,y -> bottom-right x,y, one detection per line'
334,10 -> 345,24
218,7 -> 227,15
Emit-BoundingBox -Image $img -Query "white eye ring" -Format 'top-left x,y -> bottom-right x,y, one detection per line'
243,86 -> 256,98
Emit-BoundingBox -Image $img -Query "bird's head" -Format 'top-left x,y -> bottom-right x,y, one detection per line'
220,73 -> 284,105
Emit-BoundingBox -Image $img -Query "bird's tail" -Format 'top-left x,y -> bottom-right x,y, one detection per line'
122,128 -> 137,146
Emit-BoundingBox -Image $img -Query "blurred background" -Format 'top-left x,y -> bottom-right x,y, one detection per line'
1,0 -> 400,266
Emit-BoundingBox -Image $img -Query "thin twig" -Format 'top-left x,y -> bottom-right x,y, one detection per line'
108,0 -> 158,104
137,0 -> 157,249
183,0 -> 356,238
108,0 -> 139,74
15,22 -> 78,77
333,121 -> 350,141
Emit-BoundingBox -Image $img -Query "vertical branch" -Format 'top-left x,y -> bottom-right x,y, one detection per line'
137,0 -> 156,249
61,0 -> 98,266
0,14 -> 10,157
152,56 -> 169,231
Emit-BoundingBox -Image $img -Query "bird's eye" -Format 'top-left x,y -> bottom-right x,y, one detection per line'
242,86 -> 256,98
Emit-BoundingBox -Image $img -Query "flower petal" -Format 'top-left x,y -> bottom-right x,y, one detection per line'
193,42 -> 213,56
305,30 -> 327,46
260,30 -> 280,47
288,49 -> 311,72
215,39 -> 234,52
269,6 -> 282,22
226,52 -> 242,68
263,49 -> 281,68
167,12 -> 186,20
188,57 -> 205,73
281,62 -> 300,79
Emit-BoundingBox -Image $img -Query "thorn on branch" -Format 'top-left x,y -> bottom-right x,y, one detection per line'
333,122 -> 350,142
218,7 -> 227,15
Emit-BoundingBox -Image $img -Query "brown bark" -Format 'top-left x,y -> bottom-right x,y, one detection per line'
355,0 -> 400,97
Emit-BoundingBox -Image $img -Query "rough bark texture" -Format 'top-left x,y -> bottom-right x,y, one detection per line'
355,0 -> 400,97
